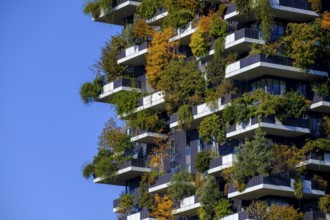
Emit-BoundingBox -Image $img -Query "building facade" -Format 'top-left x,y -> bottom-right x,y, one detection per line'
81,0 -> 330,219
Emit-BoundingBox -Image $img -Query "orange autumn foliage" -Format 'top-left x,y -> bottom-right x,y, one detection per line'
148,137 -> 170,173
321,11 -> 330,30
150,194 -> 174,220
133,19 -> 155,40
146,27 -> 184,88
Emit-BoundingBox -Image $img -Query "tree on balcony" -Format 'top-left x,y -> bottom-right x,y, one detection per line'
80,75 -> 104,104
137,0 -> 163,19
148,136 -> 170,173
150,194 -> 174,220
319,194 -> 330,213
83,0 -> 113,17
118,193 -> 136,214
168,170 -> 195,202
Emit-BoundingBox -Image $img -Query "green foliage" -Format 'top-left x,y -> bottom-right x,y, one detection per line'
137,0 -> 162,19
82,163 -> 94,179
80,76 -> 103,104
96,36 -> 128,82
312,80 -> 330,97
168,170 -> 195,202
303,138 -> 330,153
233,129 -> 271,187
83,0 -> 113,17
254,0 -> 273,41
156,60 -> 205,113
128,110 -> 165,132
199,176 -> 224,220
308,0 -> 322,12
209,14 -> 227,39
293,177 -> 303,200
283,22 -> 320,71
214,199 -> 233,219
190,27 -> 210,57
164,0 -> 200,28
198,114 -> 226,144
195,151 -> 212,173
118,193 -> 136,213
138,174 -> 156,210
205,57 -> 226,89
275,91 -> 310,121
233,0 -> 252,16
111,91 -> 142,115
319,194 -> 330,213
177,105 -> 193,130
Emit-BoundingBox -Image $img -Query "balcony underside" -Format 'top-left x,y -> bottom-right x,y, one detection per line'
298,159 -> 330,172
93,1 -> 140,25
227,122 -> 310,139
93,166 -> 151,186
207,163 -> 234,177
310,101 -> 330,113
97,87 -> 140,103
226,63 -> 327,81
228,184 -> 325,200
117,49 -> 147,66
172,203 -> 201,217
131,132 -> 167,144
225,38 -> 265,54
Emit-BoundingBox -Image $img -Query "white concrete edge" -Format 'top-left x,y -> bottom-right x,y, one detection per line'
130,132 -> 166,143
146,11 -> 169,24
310,101 -> 330,110
207,162 -> 234,174
169,28 -> 197,42
93,166 -> 151,183
117,48 -> 148,64
98,86 -> 141,100
272,5 -> 319,17
148,183 -> 170,193
172,202 -> 201,215
297,159 -> 330,168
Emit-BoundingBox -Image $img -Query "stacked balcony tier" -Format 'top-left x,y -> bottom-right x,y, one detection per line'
130,129 -> 166,144
224,0 -> 319,22
228,175 -> 325,200
93,0 -> 141,25
310,94 -> 330,113
172,195 -> 201,217
148,172 -> 173,193
225,54 -> 327,81
97,78 -> 141,103
117,42 -> 148,66
226,116 -> 310,139
298,152 -> 330,172
93,159 -> 150,185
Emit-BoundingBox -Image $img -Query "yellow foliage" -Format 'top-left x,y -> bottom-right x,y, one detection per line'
150,194 -> 174,220
148,137 -> 170,173
190,15 -> 212,57
133,19 -> 155,40
146,27 -> 184,88
322,11 -> 330,30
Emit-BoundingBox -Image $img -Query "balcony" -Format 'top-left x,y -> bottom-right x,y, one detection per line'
172,195 -> 201,217
113,198 -> 124,213
225,54 -> 327,81
310,95 -> 330,113
93,159 -> 151,185
148,172 -> 173,193
169,20 -> 198,45
298,152 -> 330,172
97,78 -> 141,103
170,94 -> 236,129
226,116 -> 310,139
228,175 -> 325,200
126,209 -> 157,220
224,0 -> 318,22
93,0 -> 141,25
207,154 -> 237,176
304,211 -> 327,220
117,42 -> 148,66
225,28 -> 265,53
146,8 -> 168,26
130,129 -> 166,144
119,92 -> 165,118
219,211 -> 249,220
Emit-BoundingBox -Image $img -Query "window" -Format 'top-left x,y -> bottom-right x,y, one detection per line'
251,77 -> 286,95
197,138 -> 204,152
186,147 -> 191,156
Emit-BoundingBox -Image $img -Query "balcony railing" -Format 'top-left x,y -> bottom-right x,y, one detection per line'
152,173 -> 173,187
278,0 -> 312,10
117,41 -> 148,60
304,211 -> 326,220
312,94 -> 330,104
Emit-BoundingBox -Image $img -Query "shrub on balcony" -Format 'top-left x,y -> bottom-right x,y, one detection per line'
313,174 -> 328,190
138,174 -> 156,210
198,114 -> 226,145
190,15 -> 211,57
199,176 -> 231,220
168,170 -> 195,202
177,105 -> 193,130
303,138 -> 330,154
163,0 -> 200,28
233,129 -> 271,189
83,0 -> 113,17
269,144 -> 304,178
118,193 -> 136,214
127,110 -> 166,132
321,116 -> 330,139
132,19 -> 155,42
247,200 -> 270,220
111,91 -> 142,115
148,136 -> 169,173
319,194 -> 330,213
308,0 -> 322,12
195,151 -> 212,173
269,205 -> 303,220
156,59 -> 205,114
137,0 -> 163,19
80,75 -> 104,104
283,22 -> 320,71
293,177 -> 303,200
321,11 -> 330,30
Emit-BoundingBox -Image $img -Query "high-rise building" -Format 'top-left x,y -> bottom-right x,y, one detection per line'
81,0 -> 330,219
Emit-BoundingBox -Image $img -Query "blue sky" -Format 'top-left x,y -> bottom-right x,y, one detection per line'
0,1 -> 123,219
